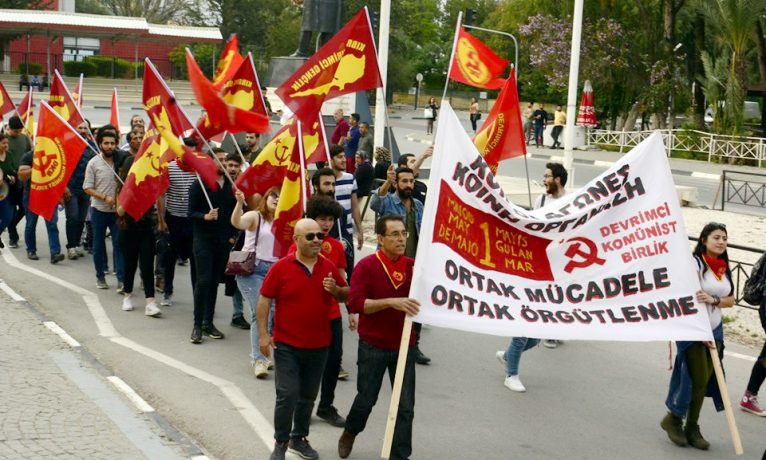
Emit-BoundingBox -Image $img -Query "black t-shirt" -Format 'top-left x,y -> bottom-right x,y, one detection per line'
20,150 -> 33,193
533,109 -> 548,127
354,162 -> 374,198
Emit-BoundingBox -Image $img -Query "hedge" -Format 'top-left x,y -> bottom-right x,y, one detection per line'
16,62 -> 43,75
63,60 -> 98,77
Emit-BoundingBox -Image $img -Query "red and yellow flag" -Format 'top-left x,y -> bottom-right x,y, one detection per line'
473,69 -> 526,173
48,70 -> 84,128
275,8 -> 382,123
211,34 -> 245,91
153,112 -> 219,190
17,89 -> 35,139
0,80 -> 15,119
29,102 -> 87,220
143,58 -> 192,136
110,88 -> 121,132
117,122 -> 171,220
187,49 -> 269,139
271,144 -> 307,258
72,74 -> 83,108
301,113 -> 328,164
449,28 -> 508,90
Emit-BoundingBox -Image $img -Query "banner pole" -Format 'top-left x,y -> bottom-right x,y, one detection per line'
297,120 -> 308,212
708,344 -> 743,455
380,317 -> 413,459
522,153 -> 533,208
441,11 -> 463,103
228,131 -> 249,166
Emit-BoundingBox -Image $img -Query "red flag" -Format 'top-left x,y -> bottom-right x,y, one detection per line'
16,89 -> 35,138
235,121 -> 296,197
271,143 -> 307,257
143,58 -> 192,136
72,74 -> 83,108
301,113 -> 328,164
275,8 -> 382,123
153,112 -> 219,190
473,69 -> 526,173
211,34 -> 245,91
0,80 -> 15,119
449,28 -> 509,90
48,70 -> 84,128
110,88 -> 121,131
117,123 -> 171,220
29,102 -> 87,220
187,49 -> 269,139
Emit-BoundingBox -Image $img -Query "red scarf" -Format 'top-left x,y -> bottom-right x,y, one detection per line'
702,253 -> 727,281
376,250 -> 407,290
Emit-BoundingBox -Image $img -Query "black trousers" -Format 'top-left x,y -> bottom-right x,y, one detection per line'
274,342 -> 328,442
345,341 -> 416,460
746,303 -> 766,394
318,317 -> 343,409
120,223 -> 155,298
163,213 -> 196,296
192,234 -> 230,326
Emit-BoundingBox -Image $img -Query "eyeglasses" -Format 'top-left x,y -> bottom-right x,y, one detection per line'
301,232 -> 326,241
385,231 -> 409,239
543,174 -> 553,179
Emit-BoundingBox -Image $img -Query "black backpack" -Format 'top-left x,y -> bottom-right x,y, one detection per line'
742,252 -> 766,305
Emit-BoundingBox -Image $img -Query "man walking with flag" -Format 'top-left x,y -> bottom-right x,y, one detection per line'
83,129 -> 124,290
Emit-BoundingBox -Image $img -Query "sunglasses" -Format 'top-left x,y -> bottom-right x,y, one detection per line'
302,232 -> 326,241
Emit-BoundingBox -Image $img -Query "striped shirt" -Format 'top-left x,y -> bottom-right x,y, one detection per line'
166,160 -> 196,217
333,172 -> 357,239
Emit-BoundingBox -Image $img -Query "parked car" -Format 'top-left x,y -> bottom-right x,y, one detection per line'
705,101 -> 761,124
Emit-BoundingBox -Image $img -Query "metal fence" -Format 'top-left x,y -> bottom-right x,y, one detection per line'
721,170 -> 766,211
590,129 -> 766,166
2,52 -> 178,79
688,237 -> 762,310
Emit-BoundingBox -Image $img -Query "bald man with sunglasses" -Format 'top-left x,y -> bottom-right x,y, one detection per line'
257,218 -> 349,460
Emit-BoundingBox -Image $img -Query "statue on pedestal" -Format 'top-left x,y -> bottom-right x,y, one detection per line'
290,0 -> 343,57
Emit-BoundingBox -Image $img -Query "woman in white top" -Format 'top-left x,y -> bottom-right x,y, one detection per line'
661,222 -> 734,450
231,186 -> 279,379
469,97 -> 480,133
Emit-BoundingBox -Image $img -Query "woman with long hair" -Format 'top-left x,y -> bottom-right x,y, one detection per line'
231,186 -> 279,379
426,97 -> 438,135
115,156 -> 163,317
661,222 -> 734,449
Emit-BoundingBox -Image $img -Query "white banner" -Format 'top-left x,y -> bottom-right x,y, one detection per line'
411,103 -> 713,342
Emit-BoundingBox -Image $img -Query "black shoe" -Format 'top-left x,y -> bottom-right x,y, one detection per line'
50,253 -> 65,264
414,347 -> 431,365
317,406 -> 346,427
27,251 -> 39,260
190,326 -> 203,344
9,240 -> 18,249
288,437 -> 318,460
202,324 -> 225,339
270,441 -> 288,460
230,316 -> 251,330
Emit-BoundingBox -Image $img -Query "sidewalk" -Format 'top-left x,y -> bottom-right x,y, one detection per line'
0,288 -> 194,460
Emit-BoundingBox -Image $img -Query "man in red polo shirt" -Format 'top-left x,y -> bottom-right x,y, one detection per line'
338,215 -> 420,460
257,218 -> 348,460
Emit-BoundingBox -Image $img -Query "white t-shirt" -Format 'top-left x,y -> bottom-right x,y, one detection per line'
534,190 -> 568,210
695,256 -> 731,330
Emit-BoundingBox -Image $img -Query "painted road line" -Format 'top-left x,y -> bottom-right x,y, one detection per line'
0,280 -> 26,301
107,376 -> 155,413
43,321 -> 81,348
725,351 -> 757,363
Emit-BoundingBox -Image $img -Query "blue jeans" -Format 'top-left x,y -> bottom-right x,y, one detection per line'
0,198 -> 13,235
23,192 -> 61,255
504,337 -> 540,376
345,341 -> 416,460
534,125 -> 545,145
64,192 -> 89,249
91,208 -> 124,282
237,259 -> 275,363
273,343 -> 328,442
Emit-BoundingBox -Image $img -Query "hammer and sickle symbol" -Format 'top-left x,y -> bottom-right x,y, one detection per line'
563,236 -> 605,273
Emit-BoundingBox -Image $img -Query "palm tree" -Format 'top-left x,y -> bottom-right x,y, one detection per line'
701,0 -> 766,134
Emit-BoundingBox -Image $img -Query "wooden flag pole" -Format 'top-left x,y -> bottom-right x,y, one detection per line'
380,317 -> 413,459
297,120 -> 308,212
708,344 -> 744,455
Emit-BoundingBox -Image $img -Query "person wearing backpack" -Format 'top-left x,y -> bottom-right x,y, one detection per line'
741,254 -> 766,416
661,222 -> 734,450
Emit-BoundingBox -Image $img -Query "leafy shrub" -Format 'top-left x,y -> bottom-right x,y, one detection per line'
16,62 -> 43,75
63,60 -> 97,77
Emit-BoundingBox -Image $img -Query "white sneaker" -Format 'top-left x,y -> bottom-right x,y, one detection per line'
160,295 -> 173,307
145,299 -> 161,317
504,375 -> 526,392
542,339 -> 558,349
67,248 -> 79,260
495,350 -> 507,368
121,294 -> 134,311
75,247 -> 85,257
254,360 -> 269,379
266,358 -> 274,370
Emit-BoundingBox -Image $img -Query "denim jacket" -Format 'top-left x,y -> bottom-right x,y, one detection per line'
665,324 -> 725,417
370,189 -> 423,236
